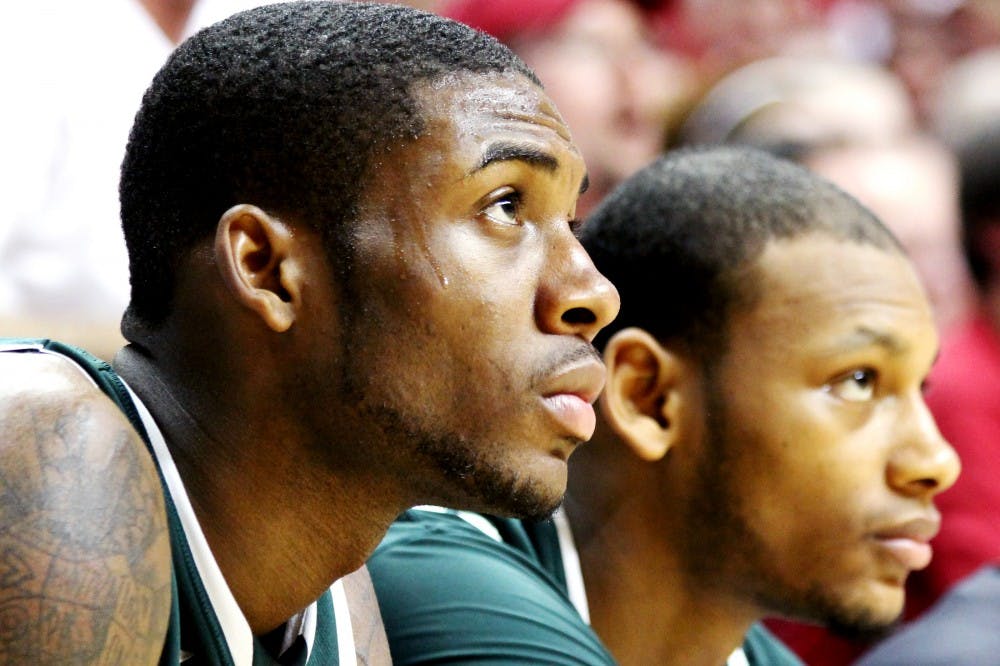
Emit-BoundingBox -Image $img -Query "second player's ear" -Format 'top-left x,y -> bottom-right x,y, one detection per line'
215,204 -> 303,332
599,327 -> 691,462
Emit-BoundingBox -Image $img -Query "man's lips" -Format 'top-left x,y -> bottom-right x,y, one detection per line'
540,356 -> 607,442
871,515 -> 941,572
542,394 -> 597,442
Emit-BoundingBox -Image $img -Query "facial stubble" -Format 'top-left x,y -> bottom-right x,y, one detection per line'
682,369 -> 900,638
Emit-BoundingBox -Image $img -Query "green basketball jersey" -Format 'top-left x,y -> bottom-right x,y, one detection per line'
370,507 -> 802,665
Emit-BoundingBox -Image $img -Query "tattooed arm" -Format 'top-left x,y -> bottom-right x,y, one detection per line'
0,352 -> 171,665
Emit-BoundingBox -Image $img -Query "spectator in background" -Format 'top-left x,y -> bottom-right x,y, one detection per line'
442,0 -> 695,216
852,117 -> 1000,666
653,0 -> 1000,120
879,0 -> 1000,124
677,55 -> 915,153
892,46 -> 1000,621
678,56 -> 977,335
914,119 -> 1000,617
0,0 -> 289,360
931,46 -> 1000,152
647,0 -> 833,85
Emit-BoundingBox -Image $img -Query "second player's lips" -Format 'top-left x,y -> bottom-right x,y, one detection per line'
871,515 -> 941,572
540,356 -> 606,441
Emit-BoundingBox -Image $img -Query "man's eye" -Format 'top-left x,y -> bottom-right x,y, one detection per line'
482,195 -> 521,226
825,369 -> 877,402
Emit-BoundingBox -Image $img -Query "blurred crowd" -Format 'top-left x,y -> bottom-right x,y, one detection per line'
4,0 -> 1000,663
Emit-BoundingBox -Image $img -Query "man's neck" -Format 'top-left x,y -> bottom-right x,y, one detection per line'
564,493 -> 758,666
114,344 -> 401,634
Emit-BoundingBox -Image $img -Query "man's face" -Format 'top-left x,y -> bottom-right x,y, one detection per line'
679,234 -> 959,633
334,72 -> 619,519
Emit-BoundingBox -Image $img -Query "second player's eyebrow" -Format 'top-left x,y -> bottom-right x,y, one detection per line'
473,141 -> 559,174
827,326 -> 909,356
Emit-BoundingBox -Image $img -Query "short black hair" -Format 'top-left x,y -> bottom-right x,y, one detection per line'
957,123 -> 1000,290
581,146 -> 902,361
120,1 -> 536,326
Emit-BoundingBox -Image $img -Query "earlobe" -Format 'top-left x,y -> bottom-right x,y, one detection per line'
600,327 -> 688,462
215,204 -> 301,332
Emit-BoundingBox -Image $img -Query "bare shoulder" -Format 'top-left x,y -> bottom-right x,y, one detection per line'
0,351 -> 172,664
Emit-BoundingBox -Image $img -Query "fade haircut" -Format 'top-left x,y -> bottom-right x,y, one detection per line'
581,146 -> 902,361
120,1 -> 536,326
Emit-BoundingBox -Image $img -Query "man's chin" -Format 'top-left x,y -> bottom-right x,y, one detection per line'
770,581 -> 903,643
825,613 -> 900,643
421,456 -> 564,521
465,477 -> 564,522
428,446 -> 567,521
490,493 -> 563,523
821,596 -> 903,643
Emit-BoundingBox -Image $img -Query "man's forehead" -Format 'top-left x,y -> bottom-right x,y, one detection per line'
414,71 -> 573,144
749,235 -> 929,326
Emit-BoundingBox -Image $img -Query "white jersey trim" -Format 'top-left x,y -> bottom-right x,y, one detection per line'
552,509 -> 590,624
413,505 -> 502,542
727,647 -> 750,666
331,579 -> 356,666
124,382 -> 325,665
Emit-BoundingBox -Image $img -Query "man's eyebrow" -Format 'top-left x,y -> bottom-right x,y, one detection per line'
828,326 -> 908,355
579,173 -> 590,195
473,142 -> 559,174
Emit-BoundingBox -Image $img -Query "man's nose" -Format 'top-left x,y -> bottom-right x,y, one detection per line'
536,237 -> 621,343
887,396 -> 961,499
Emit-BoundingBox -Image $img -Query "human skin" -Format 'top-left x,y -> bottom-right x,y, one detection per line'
0,69 -> 618,659
569,234 -> 960,665
118,69 -> 616,633
690,236 -> 959,626
0,352 -> 171,665
341,71 -> 620,519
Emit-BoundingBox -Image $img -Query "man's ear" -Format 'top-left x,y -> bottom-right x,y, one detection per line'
215,204 -> 302,332
599,327 -> 692,462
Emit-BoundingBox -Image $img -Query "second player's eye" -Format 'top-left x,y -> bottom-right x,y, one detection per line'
824,368 -> 877,402
482,193 -> 521,226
